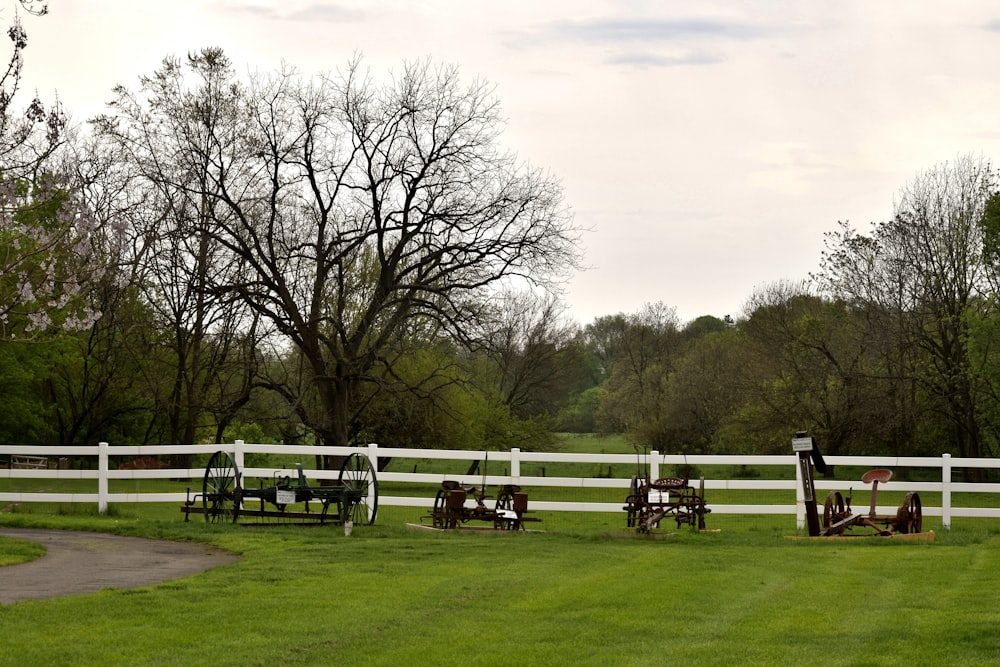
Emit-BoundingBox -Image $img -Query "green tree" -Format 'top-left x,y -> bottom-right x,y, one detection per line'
815,156 -> 998,458
593,302 -> 682,450
659,326 -> 744,454
737,282 -> 906,455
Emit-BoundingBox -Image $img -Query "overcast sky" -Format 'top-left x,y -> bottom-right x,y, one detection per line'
17,1 -> 1000,324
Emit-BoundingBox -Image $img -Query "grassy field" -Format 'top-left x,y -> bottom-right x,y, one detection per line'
2,435 -> 999,665
1,509 -> 999,666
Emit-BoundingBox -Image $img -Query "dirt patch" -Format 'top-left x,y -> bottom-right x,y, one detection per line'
0,528 -> 239,604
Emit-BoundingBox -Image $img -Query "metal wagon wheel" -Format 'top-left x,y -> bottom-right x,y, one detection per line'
896,491 -> 922,534
625,475 -> 644,528
494,484 -> 521,530
203,450 -> 241,524
823,491 -> 846,534
338,453 -> 379,526
431,488 -> 449,528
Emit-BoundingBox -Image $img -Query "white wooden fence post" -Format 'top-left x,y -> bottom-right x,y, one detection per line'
234,440 -> 245,473
941,452 -> 952,531
510,447 -> 521,485
650,451 -> 659,481
367,443 -> 379,475
794,454 -> 805,530
98,441 -> 109,514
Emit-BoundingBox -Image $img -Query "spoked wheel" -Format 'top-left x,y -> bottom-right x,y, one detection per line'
896,492 -> 923,534
338,453 -> 379,526
431,488 -> 448,529
626,476 -> 644,528
494,485 -> 520,530
203,450 -> 241,524
823,491 -> 846,533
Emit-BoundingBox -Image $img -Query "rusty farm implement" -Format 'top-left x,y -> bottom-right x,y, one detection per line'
423,480 -> 538,530
182,450 -> 378,526
623,474 -> 709,533
820,468 -> 923,536
793,432 -> 926,538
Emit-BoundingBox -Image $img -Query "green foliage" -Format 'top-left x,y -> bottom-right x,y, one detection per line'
0,340 -> 55,442
552,385 -> 600,432
980,192 -> 1000,267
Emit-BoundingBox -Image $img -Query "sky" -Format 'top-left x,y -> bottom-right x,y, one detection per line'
15,1 -> 1000,325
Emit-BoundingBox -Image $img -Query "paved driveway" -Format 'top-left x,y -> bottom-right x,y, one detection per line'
0,528 -> 238,604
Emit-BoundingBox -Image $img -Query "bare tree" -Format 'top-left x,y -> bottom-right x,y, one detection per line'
473,289 -> 581,419
92,50 -> 265,446
101,52 -> 581,449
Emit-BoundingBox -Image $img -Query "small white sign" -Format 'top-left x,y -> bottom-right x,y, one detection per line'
792,437 -> 814,452
275,489 -> 296,505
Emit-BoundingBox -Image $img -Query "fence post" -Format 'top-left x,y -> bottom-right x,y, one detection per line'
98,441 -> 109,514
367,443 -> 379,475
650,451 -> 659,481
510,447 -> 521,485
234,440 -> 245,473
941,452 -> 952,531
794,454 -> 804,530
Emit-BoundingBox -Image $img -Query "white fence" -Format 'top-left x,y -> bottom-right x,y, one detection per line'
3,442 -> 1000,530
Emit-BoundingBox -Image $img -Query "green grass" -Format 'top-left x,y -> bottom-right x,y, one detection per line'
0,534 -> 45,565
1,506 -> 1000,666
2,437 -> 999,664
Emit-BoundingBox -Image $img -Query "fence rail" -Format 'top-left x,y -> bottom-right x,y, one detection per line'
2,442 -> 999,530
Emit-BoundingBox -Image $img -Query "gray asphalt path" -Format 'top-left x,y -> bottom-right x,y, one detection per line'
0,528 -> 238,604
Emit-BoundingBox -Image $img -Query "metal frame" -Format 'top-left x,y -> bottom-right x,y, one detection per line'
624,475 -> 708,533
424,480 -> 538,530
182,450 -> 378,526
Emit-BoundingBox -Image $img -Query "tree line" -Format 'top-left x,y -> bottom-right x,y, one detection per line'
2,14 -> 999,460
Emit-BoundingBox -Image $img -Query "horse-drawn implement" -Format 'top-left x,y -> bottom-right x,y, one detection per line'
793,432 -> 925,538
423,480 -> 538,531
820,468 -> 922,536
623,475 -> 709,533
182,450 -> 378,526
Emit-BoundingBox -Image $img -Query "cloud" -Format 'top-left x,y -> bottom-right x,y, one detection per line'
545,17 -> 771,44
503,16 -> 771,68
218,1 -> 366,22
286,4 -> 367,22
606,50 -> 725,68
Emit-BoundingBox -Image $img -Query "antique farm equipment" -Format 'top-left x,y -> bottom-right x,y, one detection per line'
182,450 -> 378,526
624,475 -> 709,533
820,469 -> 922,536
424,480 -> 537,530
793,432 -> 922,537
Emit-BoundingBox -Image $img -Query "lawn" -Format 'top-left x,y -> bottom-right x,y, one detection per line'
1,503 -> 999,666
2,434 -> 998,665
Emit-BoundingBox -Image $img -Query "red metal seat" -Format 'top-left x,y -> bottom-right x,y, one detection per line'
650,477 -> 687,491
861,469 -> 893,484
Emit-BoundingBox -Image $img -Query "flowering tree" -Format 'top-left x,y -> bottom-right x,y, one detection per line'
0,2 -> 102,336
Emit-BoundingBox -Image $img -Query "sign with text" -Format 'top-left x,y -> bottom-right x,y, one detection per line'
792,436 -> 814,452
